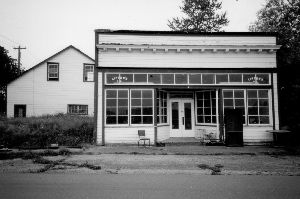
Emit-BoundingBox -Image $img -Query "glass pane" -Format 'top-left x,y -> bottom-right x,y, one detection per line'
248,107 -> 258,115
132,99 -> 141,107
197,108 -> 203,115
184,103 -> 192,130
243,74 -> 256,84
175,74 -> 188,84
118,90 -> 128,98
229,74 -> 242,83
142,90 -> 152,98
106,90 -> 117,98
142,99 -> 152,106
134,74 -> 147,83
131,90 -> 141,98
204,108 -> 211,115
106,74 -> 119,84
212,116 -> 216,123
143,107 -> 153,115
258,90 -> 268,98
202,74 -> 215,84
259,107 -> 269,115
234,90 -> 244,98
131,107 -> 141,115
162,74 -> 174,84
249,116 -> 259,124
189,74 -> 202,84
259,116 -> 269,124
106,107 -> 116,115
119,74 -> 133,83
118,116 -> 128,124
247,90 -> 257,98
259,99 -> 269,106
224,99 -> 233,106
148,74 -> 161,84
118,99 -> 128,106
131,116 -> 142,124
235,99 -> 244,106
106,99 -> 117,106
143,116 -> 153,124
216,74 -> 228,84
106,116 -> 117,124
256,74 -> 269,84
172,102 -> 179,129
223,90 -> 233,98
118,107 -> 128,115
248,99 -> 258,106
197,116 -> 204,123
204,116 -> 211,123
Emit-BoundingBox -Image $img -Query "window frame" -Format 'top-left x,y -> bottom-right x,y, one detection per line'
83,63 -> 94,82
47,62 -> 59,81
67,104 -> 88,115
195,90 -> 217,125
104,89 -> 129,126
130,89 -> 154,126
157,90 -> 168,125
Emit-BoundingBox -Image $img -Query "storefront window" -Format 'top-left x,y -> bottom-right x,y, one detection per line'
131,89 -> 153,124
223,89 -> 246,123
196,91 -> 216,124
157,91 -> 168,124
105,89 -> 129,125
247,90 -> 270,124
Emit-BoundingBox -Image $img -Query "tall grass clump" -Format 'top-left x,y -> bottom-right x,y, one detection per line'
0,113 -> 94,149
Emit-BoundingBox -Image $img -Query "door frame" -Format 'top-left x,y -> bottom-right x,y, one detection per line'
170,98 -> 195,137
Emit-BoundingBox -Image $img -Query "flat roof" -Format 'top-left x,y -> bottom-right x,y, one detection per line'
95,29 -> 277,37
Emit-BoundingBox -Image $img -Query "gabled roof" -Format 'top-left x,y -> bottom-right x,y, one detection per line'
8,45 -> 94,85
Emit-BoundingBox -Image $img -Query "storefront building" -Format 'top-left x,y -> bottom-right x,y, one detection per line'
94,30 -> 280,145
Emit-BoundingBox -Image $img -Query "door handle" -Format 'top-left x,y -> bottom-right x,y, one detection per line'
182,117 -> 184,125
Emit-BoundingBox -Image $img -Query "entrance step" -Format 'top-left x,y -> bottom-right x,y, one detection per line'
160,137 -> 204,146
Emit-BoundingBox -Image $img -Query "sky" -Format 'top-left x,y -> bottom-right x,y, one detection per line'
0,0 -> 266,70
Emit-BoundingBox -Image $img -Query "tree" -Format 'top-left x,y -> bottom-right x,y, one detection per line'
249,0 -> 300,134
168,0 -> 229,32
0,46 -> 24,116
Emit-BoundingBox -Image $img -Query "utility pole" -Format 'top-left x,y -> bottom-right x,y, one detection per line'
13,45 -> 26,74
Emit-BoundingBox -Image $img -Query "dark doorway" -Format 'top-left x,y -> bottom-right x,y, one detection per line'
14,105 -> 26,118
224,109 -> 243,146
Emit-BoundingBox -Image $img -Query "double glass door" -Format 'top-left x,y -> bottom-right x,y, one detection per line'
170,99 -> 194,137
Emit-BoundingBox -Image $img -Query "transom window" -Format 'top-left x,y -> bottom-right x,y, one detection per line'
47,63 -> 59,81
68,105 -> 88,115
157,91 -> 168,124
83,64 -> 94,82
105,73 -> 270,85
131,90 -> 153,125
105,89 -> 129,125
196,91 -> 217,124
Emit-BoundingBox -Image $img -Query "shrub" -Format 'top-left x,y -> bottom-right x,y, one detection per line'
0,114 -> 94,149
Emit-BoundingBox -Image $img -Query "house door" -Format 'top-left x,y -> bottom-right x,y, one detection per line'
170,99 -> 194,137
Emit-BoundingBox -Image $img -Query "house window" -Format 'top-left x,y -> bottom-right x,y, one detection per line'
131,89 -> 153,125
223,90 -> 246,123
47,63 -> 59,81
157,91 -> 168,124
247,89 -> 270,124
196,91 -> 216,124
14,104 -> 26,117
105,89 -> 129,125
68,105 -> 88,115
83,64 -> 94,82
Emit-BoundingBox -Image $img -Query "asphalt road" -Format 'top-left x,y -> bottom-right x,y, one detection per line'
1,173 -> 300,199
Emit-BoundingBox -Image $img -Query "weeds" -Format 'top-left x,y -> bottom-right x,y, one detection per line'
197,163 -> 224,175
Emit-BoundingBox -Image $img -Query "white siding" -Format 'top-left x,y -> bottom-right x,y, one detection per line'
195,126 -> 218,140
96,72 -> 103,144
157,125 -> 170,141
98,34 -> 276,46
7,48 -> 94,117
105,126 -> 155,144
243,126 -> 273,144
273,73 -> 280,129
99,50 -> 276,68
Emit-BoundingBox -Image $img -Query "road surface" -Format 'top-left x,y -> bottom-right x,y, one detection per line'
1,173 -> 300,199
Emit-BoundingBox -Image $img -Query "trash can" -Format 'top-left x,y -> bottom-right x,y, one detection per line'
224,109 -> 244,147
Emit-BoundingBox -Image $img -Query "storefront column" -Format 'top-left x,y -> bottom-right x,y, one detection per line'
218,89 -> 224,142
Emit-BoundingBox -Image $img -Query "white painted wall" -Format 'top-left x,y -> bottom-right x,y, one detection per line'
104,126 -> 155,144
7,47 -> 94,117
96,72 -> 103,144
273,73 -> 280,130
243,126 -> 273,144
98,34 -> 276,46
157,125 -> 170,141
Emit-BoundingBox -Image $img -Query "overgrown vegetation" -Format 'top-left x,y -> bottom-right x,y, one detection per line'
0,114 -> 94,149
